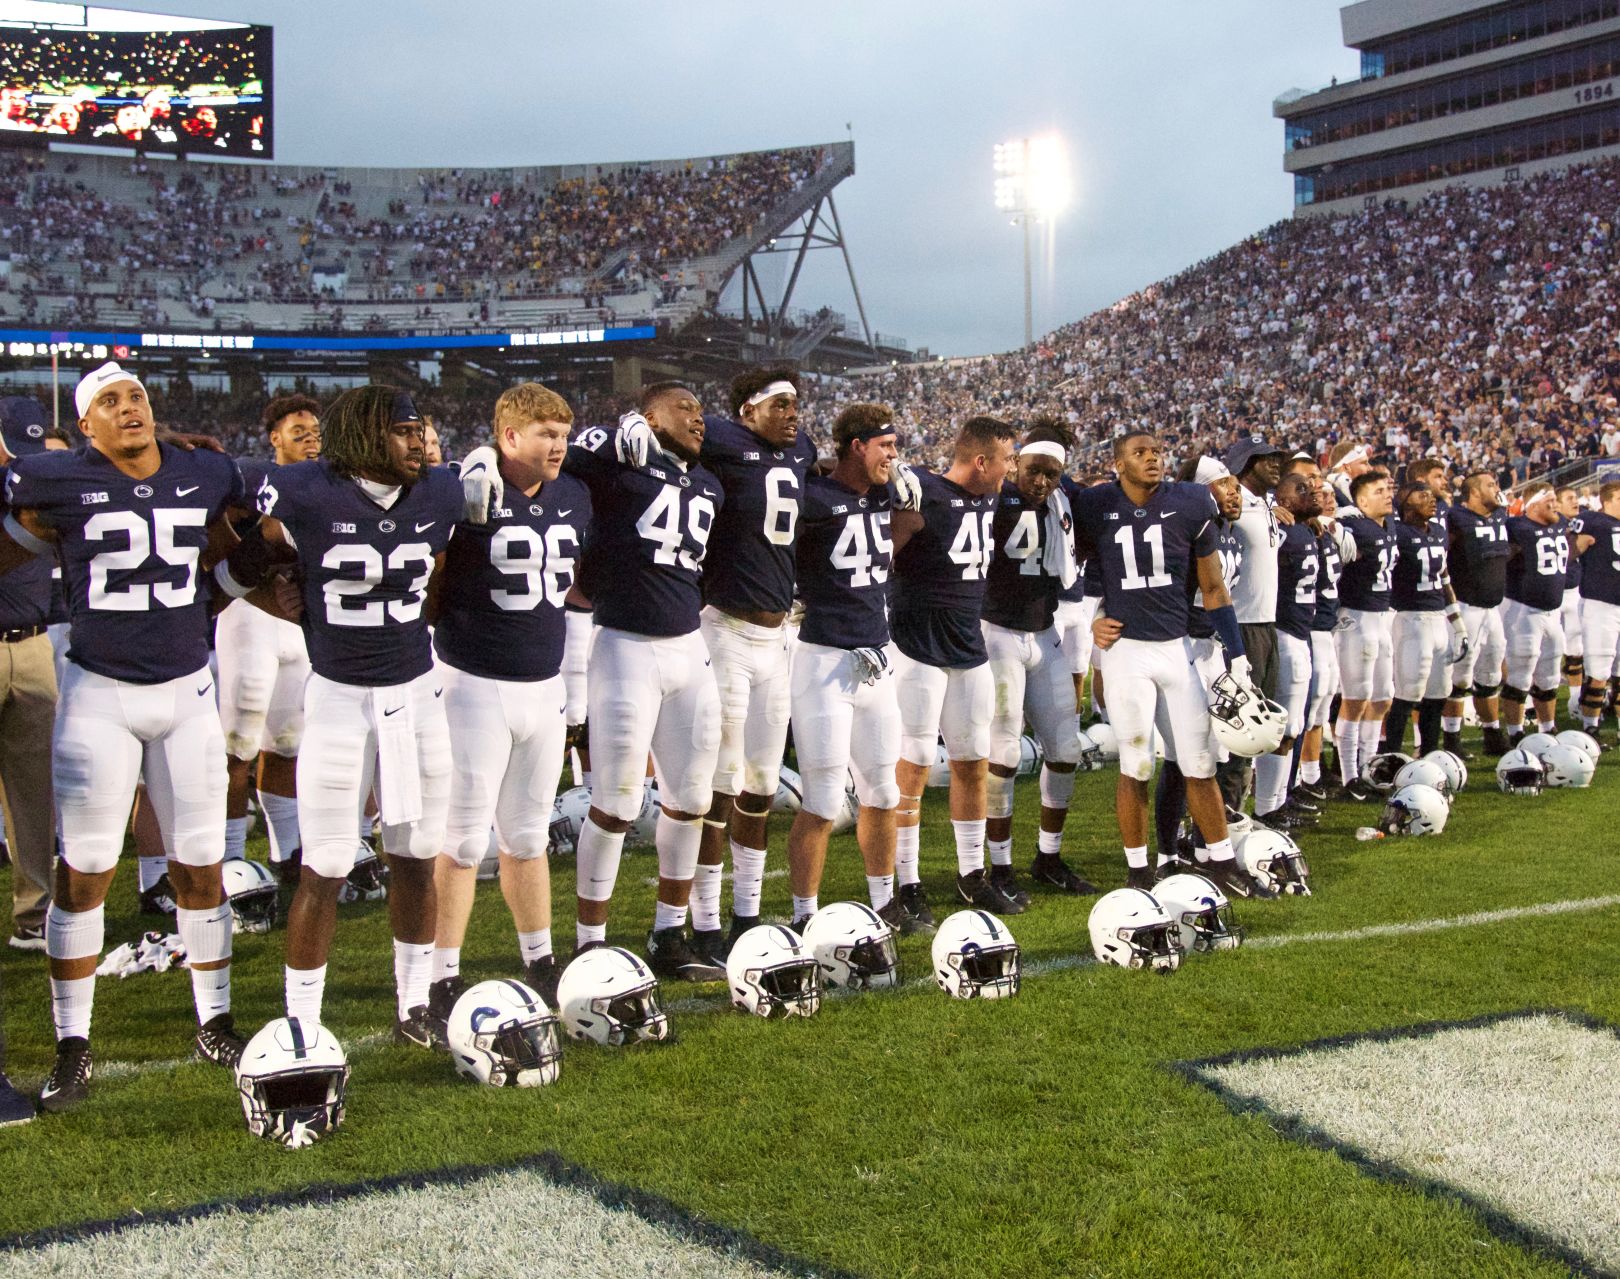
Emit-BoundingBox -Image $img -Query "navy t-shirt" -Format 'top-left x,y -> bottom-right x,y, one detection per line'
1275,521 -> 1319,640
433,472 -> 591,681
1575,510 -> 1620,606
1504,516 -> 1569,610
795,475 -> 893,650
1391,517 -> 1449,612
1445,505 -> 1509,608
260,460 -> 461,686
1338,515 -> 1398,613
699,414 -> 817,616
981,481 -> 1061,634
6,443 -> 244,683
891,469 -> 996,668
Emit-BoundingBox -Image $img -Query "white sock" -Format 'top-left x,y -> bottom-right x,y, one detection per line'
1441,716 -> 1462,733
175,903 -> 232,1024
1538,718 -> 1556,734
1358,718 -> 1382,760
1483,719 -> 1501,729
792,894 -> 818,920
392,939 -> 434,1019
987,838 -> 1013,867
691,861 -> 724,932
518,928 -> 552,964
285,964 -> 327,1024
189,965 -> 232,1025
576,818 -> 626,904
952,818 -> 986,876
49,975 -> 94,1041
431,946 -> 460,984
259,791 -> 300,864
1036,828 -> 1064,857
46,903 -> 103,1039
1335,719 -> 1360,785
1301,760 -> 1321,785
1124,844 -> 1149,869
575,920 -> 606,948
1584,714 -> 1601,730
1254,755 -> 1290,816
729,840 -> 767,919
895,823 -> 921,886
652,900 -> 687,931
137,854 -> 167,892
224,816 -> 248,862
1205,836 -> 1235,864
866,874 -> 894,911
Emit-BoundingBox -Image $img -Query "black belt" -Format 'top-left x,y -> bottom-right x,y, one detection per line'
0,624 -> 46,643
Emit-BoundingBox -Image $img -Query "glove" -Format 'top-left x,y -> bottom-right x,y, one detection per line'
1229,654 -> 1253,686
615,411 -> 655,469
1446,622 -> 1471,665
459,445 -> 502,525
851,646 -> 889,686
891,461 -> 923,512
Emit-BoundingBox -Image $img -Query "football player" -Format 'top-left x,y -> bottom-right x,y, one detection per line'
1051,471 -> 1107,723
216,394 -> 320,881
981,420 -> 1092,895
428,383 -> 589,1020
1278,454 -> 1338,802
1257,472 -> 1322,828
1570,480 -> 1620,736
688,368 -> 817,961
1443,470 -> 1511,755
1556,486 -> 1585,703
0,363 -> 252,1110
1074,432 -> 1271,899
784,403 -> 907,926
889,416 -> 1020,920
1408,457 -> 1450,518
1330,471 -> 1398,800
1501,483 -> 1570,741
225,385 -> 463,1045
1385,483 -> 1468,756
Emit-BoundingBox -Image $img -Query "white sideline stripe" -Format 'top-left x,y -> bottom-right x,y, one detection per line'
0,1166 -> 789,1279
77,893 -> 1620,1081
639,868 -> 788,888
1196,1014 -> 1620,1274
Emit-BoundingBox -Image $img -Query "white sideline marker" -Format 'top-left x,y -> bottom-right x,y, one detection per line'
1194,1013 -> 1620,1275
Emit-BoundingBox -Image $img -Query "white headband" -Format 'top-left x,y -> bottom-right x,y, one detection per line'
75,361 -> 146,420
1523,487 -> 1555,508
1195,456 -> 1231,484
1334,444 -> 1369,470
745,381 -> 798,408
1019,441 -> 1067,463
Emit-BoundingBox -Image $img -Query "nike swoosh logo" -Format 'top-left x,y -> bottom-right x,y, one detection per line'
557,509 -> 572,517
177,486 -> 200,497
197,684 -> 212,696
415,521 -> 436,532
705,659 -> 712,667
384,706 -> 402,717
434,688 -> 443,698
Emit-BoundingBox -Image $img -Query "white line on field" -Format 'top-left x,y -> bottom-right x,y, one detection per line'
1243,893 -> 1620,949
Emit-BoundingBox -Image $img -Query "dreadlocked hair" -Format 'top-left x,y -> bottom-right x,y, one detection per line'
320,384 -> 401,479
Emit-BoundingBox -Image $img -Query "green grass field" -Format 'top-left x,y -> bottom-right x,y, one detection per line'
1,738 -> 1616,1278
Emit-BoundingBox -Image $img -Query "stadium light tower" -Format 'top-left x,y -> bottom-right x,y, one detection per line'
994,134 -> 1071,348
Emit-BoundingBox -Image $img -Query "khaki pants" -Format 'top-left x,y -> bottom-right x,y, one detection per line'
0,632 -> 57,932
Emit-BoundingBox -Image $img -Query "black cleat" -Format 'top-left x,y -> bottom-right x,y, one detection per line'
426,975 -> 466,1048
1125,865 -> 1157,893
194,1014 -> 248,1069
523,955 -> 561,1009
725,913 -> 761,947
1442,730 -> 1469,758
690,928 -> 729,968
645,927 -> 726,983
394,1005 -> 437,1050
1294,780 -> 1328,804
139,874 -> 177,917
1342,779 -> 1379,803
570,938 -> 606,962
39,1037 -> 92,1114
896,882 -> 935,932
1209,858 -> 1279,901
788,914 -> 814,934
988,863 -> 1032,908
1029,853 -> 1097,895
956,868 -> 1026,915
877,896 -> 930,936
1280,801 -> 1321,826
1256,807 -> 1307,832
0,1071 -> 32,1126
1480,726 -> 1510,757
1285,792 -> 1322,815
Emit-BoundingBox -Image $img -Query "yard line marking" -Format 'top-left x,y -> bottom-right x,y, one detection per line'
1244,893 -> 1620,949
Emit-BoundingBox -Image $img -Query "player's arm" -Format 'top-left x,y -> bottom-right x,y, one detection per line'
214,514 -> 301,621
1196,548 -> 1248,673
889,508 -> 924,554
423,552 -> 450,625
0,506 -> 57,575
1576,531 -> 1596,555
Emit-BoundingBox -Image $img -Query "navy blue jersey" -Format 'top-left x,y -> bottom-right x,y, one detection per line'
5,443 -> 243,683
891,469 -> 996,668
1275,521 -> 1320,639
982,481 -> 1061,633
0,462 -> 54,630
1311,528 -> 1342,632
1504,516 -> 1569,610
433,472 -> 592,681
795,475 -> 893,649
1575,510 -> 1620,605
1560,515 -> 1582,590
1445,504 -> 1510,608
1072,480 -> 1220,643
563,428 -> 723,639
1056,476 -> 1089,604
1391,518 -> 1449,612
1188,524 -> 1241,641
260,460 -> 461,686
699,414 -> 817,616
1338,515 -> 1398,613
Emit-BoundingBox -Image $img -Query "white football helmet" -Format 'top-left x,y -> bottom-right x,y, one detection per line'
802,901 -> 900,990
447,978 -> 562,1087
1074,727 -> 1106,772
1153,873 -> 1244,952
1208,671 -> 1287,758
557,946 -> 670,1046
1392,757 -> 1452,799
1496,748 -> 1545,795
771,767 -> 804,816
1088,889 -> 1183,973
548,785 -> 592,855
1234,827 -> 1311,896
830,786 -> 859,835
1421,749 -> 1468,794
222,858 -> 278,935
1380,783 -> 1449,836
236,1016 -> 348,1150
931,910 -> 1021,1000
1360,752 -> 1412,793
627,784 -> 661,847
1539,742 -> 1595,788
1085,721 -> 1119,763
926,742 -> 951,788
337,845 -> 388,904
1517,731 -> 1559,761
1554,729 -> 1601,767
1016,734 -> 1044,777
726,925 -> 821,1018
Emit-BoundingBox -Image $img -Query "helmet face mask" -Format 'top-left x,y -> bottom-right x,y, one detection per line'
1116,921 -> 1183,971
750,959 -> 822,1016
559,947 -> 672,1046
1362,752 -> 1412,792
598,989 -> 671,1044
804,903 -> 900,990
1154,874 -> 1244,952
1208,672 -> 1288,758
476,1020 -> 562,1086
1495,748 -> 1545,796
839,934 -> 900,989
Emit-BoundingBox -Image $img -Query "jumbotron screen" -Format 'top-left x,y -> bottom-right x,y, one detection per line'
0,6 -> 271,157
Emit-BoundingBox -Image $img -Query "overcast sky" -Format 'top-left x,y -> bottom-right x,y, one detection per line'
151,0 -> 1362,356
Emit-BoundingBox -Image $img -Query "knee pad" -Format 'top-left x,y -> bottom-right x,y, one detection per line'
46,902 -> 104,961
1500,684 -> 1528,706
1039,764 -> 1076,810
1579,682 -> 1608,710
900,734 -> 937,768
986,771 -> 1015,821
854,774 -> 900,813
1472,681 -> 1501,700
800,766 -> 848,822
738,763 -> 782,805
302,839 -> 363,881
1530,685 -> 1559,704
1563,656 -> 1584,677
443,830 -> 489,870
501,837 -> 548,862
60,836 -> 121,876
1449,685 -> 1470,702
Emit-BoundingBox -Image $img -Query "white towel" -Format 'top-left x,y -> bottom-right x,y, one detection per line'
1043,485 -> 1078,589
373,686 -> 423,827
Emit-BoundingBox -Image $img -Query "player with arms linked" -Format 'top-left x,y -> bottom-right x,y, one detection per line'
1329,471 -> 1398,798
1500,483 -> 1570,743
1570,481 -> 1620,738
1443,470 -> 1512,756
0,363 -> 253,1110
